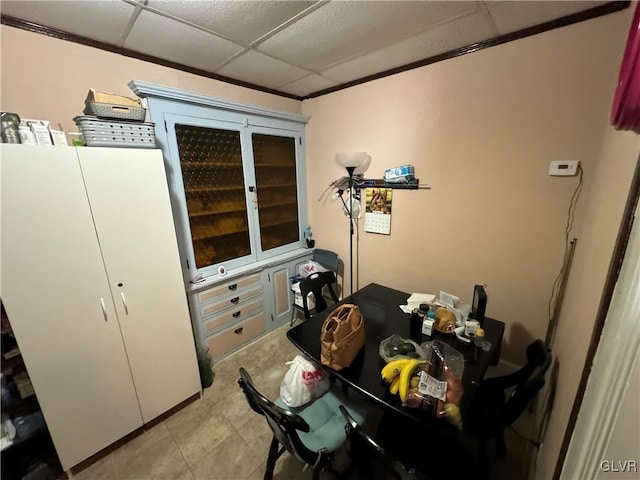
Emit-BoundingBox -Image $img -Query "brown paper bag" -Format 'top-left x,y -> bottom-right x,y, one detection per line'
320,304 -> 365,371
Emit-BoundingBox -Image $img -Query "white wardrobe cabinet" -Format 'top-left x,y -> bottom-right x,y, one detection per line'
0,145 -> 200,471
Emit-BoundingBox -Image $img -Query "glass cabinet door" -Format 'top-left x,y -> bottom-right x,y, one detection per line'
251,132 -> 300,252
173,123 -> 252,269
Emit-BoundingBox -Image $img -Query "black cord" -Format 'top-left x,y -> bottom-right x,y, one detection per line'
509,425 -> 541,448
548,165 -> 584,324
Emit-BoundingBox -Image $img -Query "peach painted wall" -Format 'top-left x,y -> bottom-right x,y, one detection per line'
536,126 -> 639,478
302,9 -> 633,366
0,25 -> 301,133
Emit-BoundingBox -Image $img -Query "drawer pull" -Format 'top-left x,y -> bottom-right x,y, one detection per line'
232,311 -> 241,318
234,327 -> 244,335
228,283 -> 238,291
230,297 -> 240,304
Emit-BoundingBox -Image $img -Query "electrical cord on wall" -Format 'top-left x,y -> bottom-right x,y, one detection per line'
547,165 -> 584,328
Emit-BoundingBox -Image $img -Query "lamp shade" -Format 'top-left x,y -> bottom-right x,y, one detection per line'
354,154 -> 371,175
336,152 -> 368,168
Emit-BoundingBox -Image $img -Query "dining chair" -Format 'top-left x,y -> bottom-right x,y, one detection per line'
312,248 -> 341,301
465,339 -> 552,479
312,248 -> 339,273
290,271 -> 340,326
237,367 -> 367,480
339,406 -> 429,480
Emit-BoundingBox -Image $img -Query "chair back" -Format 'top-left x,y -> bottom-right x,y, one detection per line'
237,367 -> 318,465
340,406 -> 426,480
471,339 -> 551,434
299,271 -> 339,319
312,249 -> 339,272
501,340 -> 551,427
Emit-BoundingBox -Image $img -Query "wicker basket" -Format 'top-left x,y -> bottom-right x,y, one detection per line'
74,116 -> 156,148
83,102 -> 146,121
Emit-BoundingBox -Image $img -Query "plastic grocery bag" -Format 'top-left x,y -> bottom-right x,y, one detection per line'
403,341 -> 465,430
280,355 -> 330,407
298,260 -> 328,278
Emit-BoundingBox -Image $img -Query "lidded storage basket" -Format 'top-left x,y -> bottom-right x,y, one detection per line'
83,102 -> 146,121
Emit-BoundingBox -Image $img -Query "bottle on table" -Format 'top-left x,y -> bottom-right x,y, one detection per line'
409,303 -> 430,342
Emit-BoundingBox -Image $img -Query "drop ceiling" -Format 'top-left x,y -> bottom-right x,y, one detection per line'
0,0 -> 625,99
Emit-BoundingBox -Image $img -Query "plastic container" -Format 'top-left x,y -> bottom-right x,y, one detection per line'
379,334 -> 425,363
68,132 -> 85,146
1,112 -> 21,143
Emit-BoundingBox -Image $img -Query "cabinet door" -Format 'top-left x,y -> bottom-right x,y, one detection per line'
77,148 -> 200,423
164,114 -> 256,279
0,145 -> 143,470
264,264 -> 293,331
248,126 -> 305,259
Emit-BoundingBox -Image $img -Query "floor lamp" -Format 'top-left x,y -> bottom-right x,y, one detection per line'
336,152 -> 369,295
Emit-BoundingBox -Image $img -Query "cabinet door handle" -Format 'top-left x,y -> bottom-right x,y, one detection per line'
232,311 -> 241,318
100,298 -> 108,322
120,292 -> 129,315
230,297 -> 240,304
234,327 -> 244,335
228,284 -> 238,291
249,187 -> 258,209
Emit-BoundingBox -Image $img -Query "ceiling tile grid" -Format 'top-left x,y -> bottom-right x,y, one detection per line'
278,73 -> 340,97
0,0 -> 136,45
144,0 -> 318,46
485,0 -> 610,35
216,50 -> 310,89
123,8 -> 243,72
320,9 -> 499,84
256,1 -> 481,71
0,0 -> 623,97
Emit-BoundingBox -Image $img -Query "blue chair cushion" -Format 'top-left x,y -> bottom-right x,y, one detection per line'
275,386 -> 367,453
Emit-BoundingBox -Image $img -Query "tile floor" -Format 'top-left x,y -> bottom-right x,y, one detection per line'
73,324 -> 535,480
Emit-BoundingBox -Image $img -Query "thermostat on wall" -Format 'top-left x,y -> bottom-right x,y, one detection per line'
548,160 -> 579,176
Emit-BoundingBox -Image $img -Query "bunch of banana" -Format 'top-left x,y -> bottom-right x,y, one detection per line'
380,358 -> 425,401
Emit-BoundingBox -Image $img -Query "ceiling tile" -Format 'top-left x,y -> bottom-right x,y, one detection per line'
0,0 -> 135,45
321,11 -> 496,84
257,1 -> 480,71
486,1 -> 610,35
278,74 -> 339,97
215,50 -> 309,89
124,9 -> 243,71
145,0 -> 316,45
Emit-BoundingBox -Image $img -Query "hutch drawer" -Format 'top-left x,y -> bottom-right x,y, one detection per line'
202,295 -> 264,334
197,272 -> 261,304
207,312 -> 265,357
199,284 -> 262,318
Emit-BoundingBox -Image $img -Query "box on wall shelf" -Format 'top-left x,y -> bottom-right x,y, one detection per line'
73,116 -> 157,148
384,165 -> 415,183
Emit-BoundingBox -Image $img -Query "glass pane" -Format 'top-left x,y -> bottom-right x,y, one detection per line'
252,133 -> 299,251
175,124 -> 251,268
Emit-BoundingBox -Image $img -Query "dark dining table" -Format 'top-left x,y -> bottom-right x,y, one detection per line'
287,283 -> 505,435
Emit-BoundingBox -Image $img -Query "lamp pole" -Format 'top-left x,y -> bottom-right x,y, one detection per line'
336,152 -> 369,296
346,166 -> 356,295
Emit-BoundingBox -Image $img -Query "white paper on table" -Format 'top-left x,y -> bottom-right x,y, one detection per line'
399,305 -> 412,314
406,293 -> 436,310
